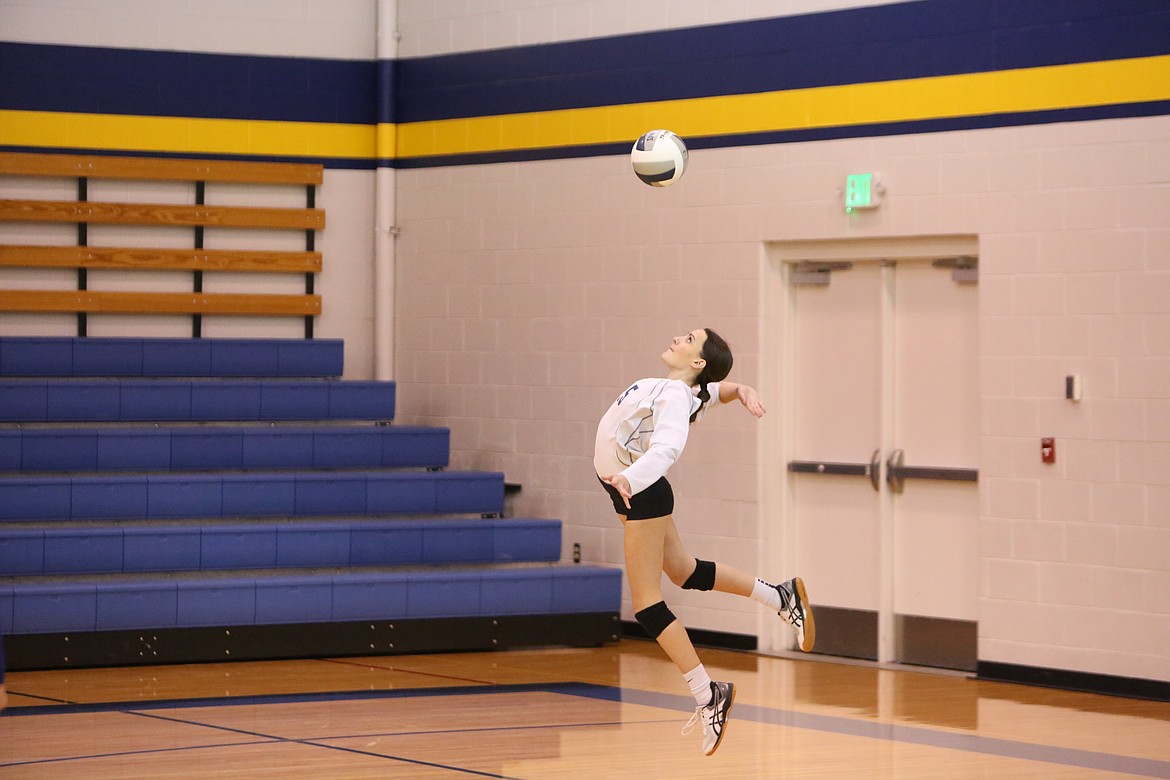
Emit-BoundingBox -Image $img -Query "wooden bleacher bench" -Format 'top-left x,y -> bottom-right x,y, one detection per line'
0,151 -> 325,330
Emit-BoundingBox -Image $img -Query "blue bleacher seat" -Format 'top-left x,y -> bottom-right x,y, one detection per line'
192,381 -> 262,420
242,429 -> 310,468
14,583 -> 97,632
201,524 -> 278,569
170,429 -> 245,470
422,521 -> 494,564
0,381 -> 47,421
211,341 -> 281,377
44,527 -> 123,574
0,529 -> 44,575
73,339 -> 143,376
1,425 -> 450,473
96,581 -> 177,631
493,519 -> 561,562
142,339 -> 212,376
313,429 -> 383,468
552,568 -> 623,613
260,381 -> 331,419
0,337 -> 344,378
331,571 -> 409,621
349,522 -> 424,566
481,569 -> 554,615
0,378 -> 396,422
119,381 -> 192,421
71,476 -> 148,520
21,430 -> 98,471
148,474 -> 223,519
0,430 -> 20,470
123,527 -> 201,572
406,570 -> 481,618
4,564 -> 622,634
0,338 -> 73,376
0,519 -> 563,576
0,335 -> 618,663
328,381 -> 395,419
176,578 -> 256,627
275,522 -> 351,567
0,584 -> 13,634
97,429 -> 172,470
221,473 -> 298,517
294,473 -> 369,515
256,577 -> 333,624
0,476 -> 72,520
47,381 -> 120,421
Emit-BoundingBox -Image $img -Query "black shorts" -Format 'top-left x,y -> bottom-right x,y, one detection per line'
598,475 -> 674,520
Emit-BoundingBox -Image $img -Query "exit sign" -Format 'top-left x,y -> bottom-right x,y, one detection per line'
844,173 -> 883,213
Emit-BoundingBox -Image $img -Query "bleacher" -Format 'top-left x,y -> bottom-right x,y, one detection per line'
0,337 -> 621,670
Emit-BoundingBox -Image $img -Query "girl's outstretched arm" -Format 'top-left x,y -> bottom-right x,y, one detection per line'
718,382 -> 766,418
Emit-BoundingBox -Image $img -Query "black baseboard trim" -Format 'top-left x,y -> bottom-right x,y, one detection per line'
620,620 -> 757,652
978,661 -> 1170,703
4,613 -> 621,671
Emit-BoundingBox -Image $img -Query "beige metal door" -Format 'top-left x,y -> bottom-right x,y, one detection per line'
784,256 -> 978,668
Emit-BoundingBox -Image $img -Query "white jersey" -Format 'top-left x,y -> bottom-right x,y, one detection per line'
593,378 -> 722,496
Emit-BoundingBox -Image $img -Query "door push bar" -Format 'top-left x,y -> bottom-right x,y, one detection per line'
788,449 -> 977,493
885,449 -> 978,493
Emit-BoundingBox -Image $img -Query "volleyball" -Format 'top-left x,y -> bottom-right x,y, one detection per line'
630,129 -> 688,187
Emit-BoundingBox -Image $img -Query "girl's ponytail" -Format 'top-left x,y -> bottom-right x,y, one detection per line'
690,328 -> 733,423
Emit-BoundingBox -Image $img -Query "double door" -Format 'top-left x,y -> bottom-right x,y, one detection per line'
785,256 -> 978,669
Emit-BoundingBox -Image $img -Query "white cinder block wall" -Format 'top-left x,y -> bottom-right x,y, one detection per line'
391,1 -> 1170,684
1,0 -> 1166,685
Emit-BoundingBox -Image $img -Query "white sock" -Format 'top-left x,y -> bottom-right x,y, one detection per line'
751,578 -> 782,611
683,663 -> 713,706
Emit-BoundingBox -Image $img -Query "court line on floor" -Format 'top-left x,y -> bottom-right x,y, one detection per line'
1,681 -> 556,716
557,684 -> 1170,779
6,681 -> 1169,778
1,702 -> 533,778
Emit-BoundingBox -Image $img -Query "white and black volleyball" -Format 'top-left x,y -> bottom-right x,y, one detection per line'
630,129 -> 688,187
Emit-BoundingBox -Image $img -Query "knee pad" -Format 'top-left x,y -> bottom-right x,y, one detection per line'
682,559 -> 716,591
634,601 -> 676,639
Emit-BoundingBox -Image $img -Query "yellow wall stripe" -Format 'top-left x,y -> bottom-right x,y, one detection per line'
0,111 -> 376,161
1,55 -> 1166,163
396,54 -> 1170,158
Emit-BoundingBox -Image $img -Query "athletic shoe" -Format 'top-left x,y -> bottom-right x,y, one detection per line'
682,680 -> 735,756
776,577 -> 816,652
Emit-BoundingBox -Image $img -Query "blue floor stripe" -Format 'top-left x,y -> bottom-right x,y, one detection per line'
558,685 -> 1170,779
6,680 -> 1169,778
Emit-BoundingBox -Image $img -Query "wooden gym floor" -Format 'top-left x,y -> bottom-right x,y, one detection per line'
2,640 -> 1168,779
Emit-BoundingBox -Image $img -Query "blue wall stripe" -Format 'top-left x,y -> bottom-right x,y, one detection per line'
0,42 -> 379,125
1,0 -> 1169,166
2,1 -> 1167,128
393,0 -> 1170,123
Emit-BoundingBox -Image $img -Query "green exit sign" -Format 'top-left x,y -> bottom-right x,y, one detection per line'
844,173 -> 882,213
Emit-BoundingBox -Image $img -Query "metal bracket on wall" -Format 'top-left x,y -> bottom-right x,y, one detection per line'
931,255 -> 978,283
791,261 -> 853,286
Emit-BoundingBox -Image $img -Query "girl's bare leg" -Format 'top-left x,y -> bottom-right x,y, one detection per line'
661,516 -> 755,596
623,515 -> 701,673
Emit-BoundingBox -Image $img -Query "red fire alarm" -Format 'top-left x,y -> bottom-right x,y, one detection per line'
1041,437 -> 1056,464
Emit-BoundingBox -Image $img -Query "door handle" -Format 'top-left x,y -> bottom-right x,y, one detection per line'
787,449 -> 882,493
887,448 -> 978,494
886,449 -> 905,494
